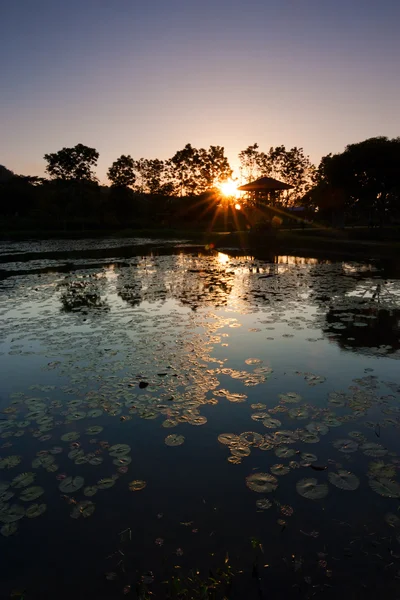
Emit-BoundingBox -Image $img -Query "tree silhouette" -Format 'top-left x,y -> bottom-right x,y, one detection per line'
44,144 -> 99,182
108,155 -> 136,188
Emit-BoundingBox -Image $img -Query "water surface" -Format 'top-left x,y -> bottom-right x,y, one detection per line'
1,243 -> 400,599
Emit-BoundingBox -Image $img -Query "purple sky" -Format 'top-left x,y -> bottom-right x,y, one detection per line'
1,0 -> 399,182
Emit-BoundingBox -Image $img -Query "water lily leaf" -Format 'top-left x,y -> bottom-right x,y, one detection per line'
87,409 -> 103,418
108,444 -> 131,457
87,456 -> 103,466
256,498 -> 272,509
298,431 -> 320,444
97,477 -> 116,489
113,455 -> 132,467
239,432 -> 263,446
262,417 -> 282,429
129,480 -> 146,491
165,434 -> 185,447
230,446 -> 251,458
296,478 -> 329,500
11,472 -> 36,488
218,433 -> 240,446
305,422 -> 329,435
32,455 -> 55,469
279,392 -> 302,404
368,460 -> 396,479
20,486 -> 44,501
61,432 -> 80,442
0,456 -> 22,469
369,478 -> 400,498
85,426 -> 103,435
0,504 -> 25,523
360,443 -> 388,457
300,453 -> 318,463
246,473 -> 278,493
59,476 -> 84,493
83,486 -> 98,497
385,513 -> 400,528
275,447 -> 296,458
332,439 -> 358,453
65,411 -> 86,422
270,464 -> 290,476
187,415 -> 207,426
71,500 -> 95,519
328,470 -> 360,490
26,503 -> 47,518
1,522 -> 18,536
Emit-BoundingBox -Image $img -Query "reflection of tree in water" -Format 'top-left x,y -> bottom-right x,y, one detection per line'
324,306 -> 400,355
115,254 -> 234,309
59,275 -> 108,312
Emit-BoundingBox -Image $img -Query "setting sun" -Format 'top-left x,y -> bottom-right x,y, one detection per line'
219,179 -> 239,198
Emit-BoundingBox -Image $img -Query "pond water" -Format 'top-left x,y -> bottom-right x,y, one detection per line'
1,241 -> 400,599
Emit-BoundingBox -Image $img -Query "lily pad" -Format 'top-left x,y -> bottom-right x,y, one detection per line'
12,472 -> 36,489
61,432 -> 80,442
20,486 -> 44,501
275,447 -> 296,458
97,477 -> 116,489
332,439 -> 358,453
385,513 -> 400,528
360,442 -> 388,457
270,464 -> 290,476
256,498 -> 272,509
328,470 -> 360,491
218,433 -> 239,446
83,486 -> 98,497
369,478 -> 400,498
26,503 -> 47,518
165,434 -> 185,447
109,444 -> 131,457
71,501 -> 95,519
85,426 -> 103,435
59,476 -> 84,493
0,504 -> 25,523
296,478 -> 329,500
246,473 -> 278,493
1,522 -> 18,536
262,417 -> 282,429
129,480 -> 147,491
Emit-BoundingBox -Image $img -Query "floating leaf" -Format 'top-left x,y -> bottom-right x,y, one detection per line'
0,456 -> 21,469
296,478 -> 329,500
113,456 -> 132,466
368,460 -> 396,479
165,434 -> 185,447
85,426 -> 103,435
0,504 -> 25,523
369,478 -> 400,498
129,480 -> 146,491
97,477 -> 117,489
256,498 -> 272,509
246,473 -> 278,493
71,501 -> 95,519
385,513 -> 400,528
332,439 -> 358,453
275,447 -> 296,458
270,464 -> 290,476
26,503 -> 47,518
20,486 -> 44,501
61,432 -> 80,442
109,444 -> 131,457
218,433 -> 239,446
11,472 -> 36,489
59,476 -> 84,493
1,522 -> 18,536
262,417 -> 281,429
360,442 -> 388,457
306,422 -> 329,436
328,470 -> 360,491
83,486 -> 98,497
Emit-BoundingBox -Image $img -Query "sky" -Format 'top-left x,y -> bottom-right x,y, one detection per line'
1,0 -> 399,183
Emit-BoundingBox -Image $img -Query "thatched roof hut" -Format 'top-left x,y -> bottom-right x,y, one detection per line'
238,176 -> 292,192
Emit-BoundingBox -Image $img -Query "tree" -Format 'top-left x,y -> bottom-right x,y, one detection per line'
317,137 -> 400,222
44,143 -> 99,182
107,155 -> 136,188
238,143 -> 262,182
134,158 -> 173,195
169,144 -> 232,196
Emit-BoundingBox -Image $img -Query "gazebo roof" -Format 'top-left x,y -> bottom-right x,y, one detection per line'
238,176 -> 293,191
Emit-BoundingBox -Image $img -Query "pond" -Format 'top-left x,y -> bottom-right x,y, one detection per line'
1,240 -> 400,599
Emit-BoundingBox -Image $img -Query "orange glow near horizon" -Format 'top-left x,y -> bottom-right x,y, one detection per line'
218,179 -> 240,198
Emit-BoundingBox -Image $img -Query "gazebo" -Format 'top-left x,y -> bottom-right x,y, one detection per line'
237,176 -> 292,206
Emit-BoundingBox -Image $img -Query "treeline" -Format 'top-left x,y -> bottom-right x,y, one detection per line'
1,136 -> 399,232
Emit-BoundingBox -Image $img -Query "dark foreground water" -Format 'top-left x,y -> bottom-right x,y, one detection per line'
1,240 -> 400,599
